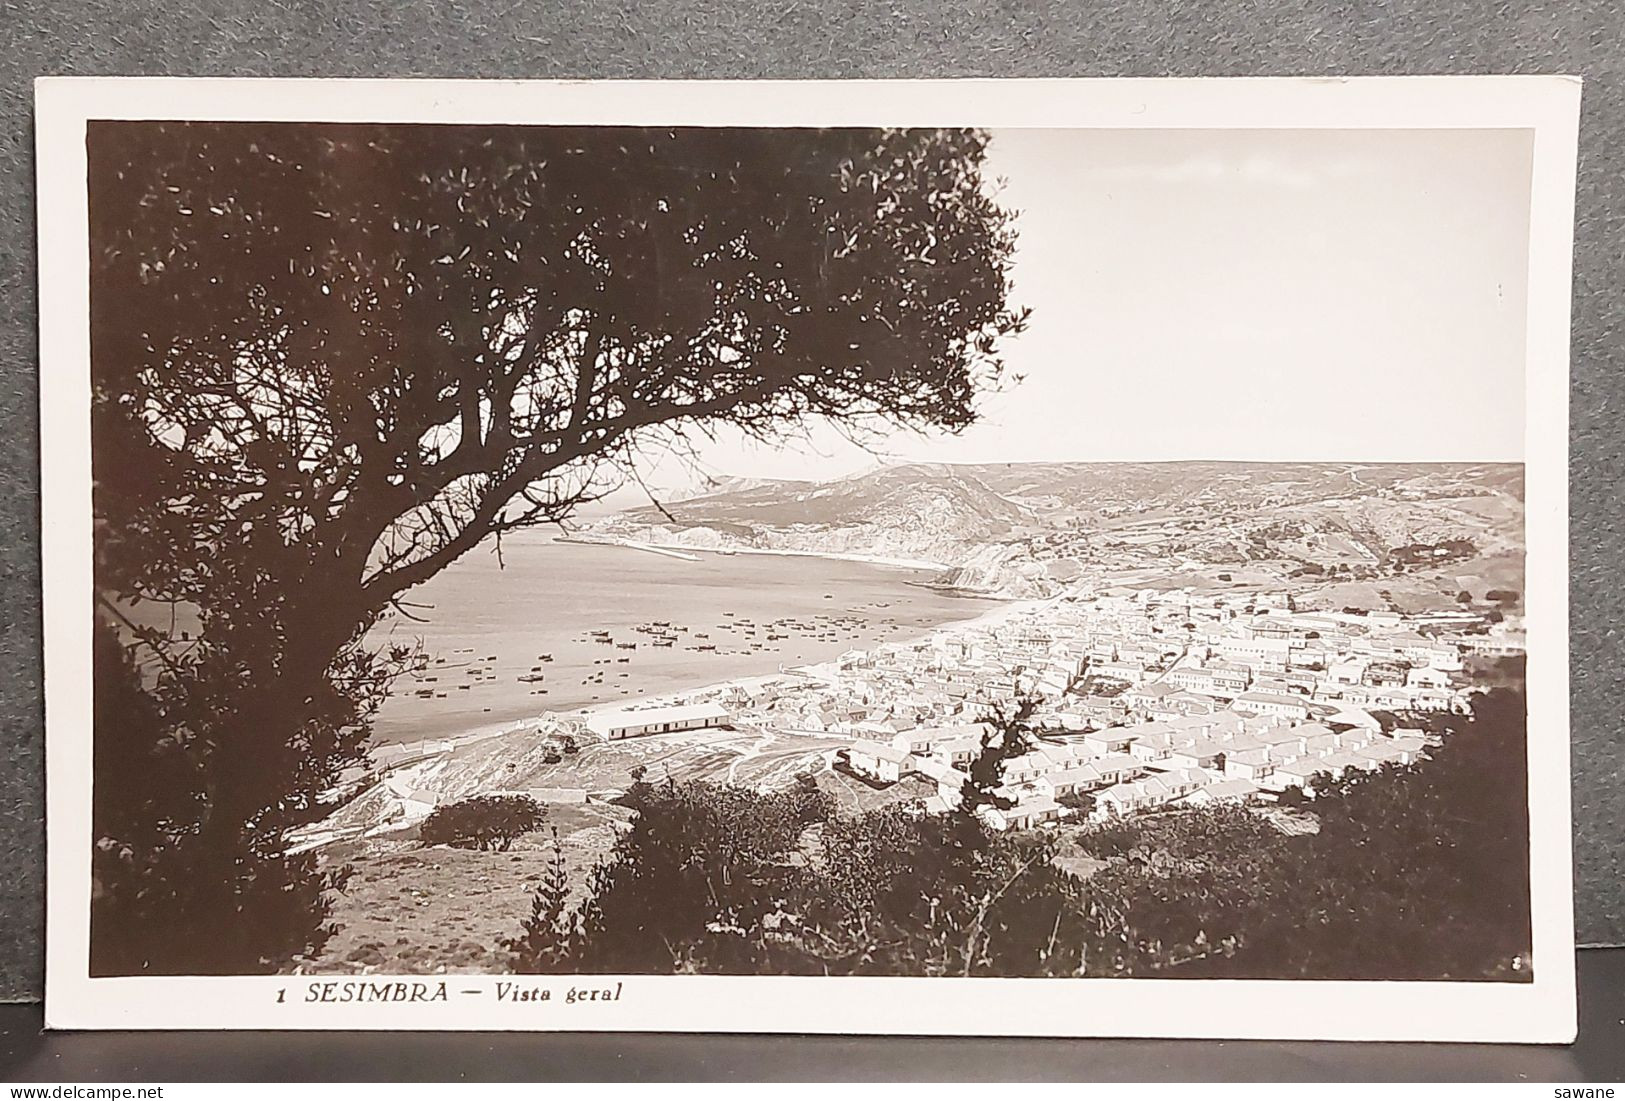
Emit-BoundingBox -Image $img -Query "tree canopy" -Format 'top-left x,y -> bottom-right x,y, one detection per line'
419,794 -> 547,852
88,121 -> 1028,974
91,122 -> 1027,614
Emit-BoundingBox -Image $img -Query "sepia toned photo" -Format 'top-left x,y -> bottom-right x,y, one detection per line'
39,77 -> 1580,1039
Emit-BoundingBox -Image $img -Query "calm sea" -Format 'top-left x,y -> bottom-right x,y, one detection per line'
366,535 -> 1001,743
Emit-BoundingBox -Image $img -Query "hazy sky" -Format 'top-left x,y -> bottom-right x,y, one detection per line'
626,126 -> 1534,500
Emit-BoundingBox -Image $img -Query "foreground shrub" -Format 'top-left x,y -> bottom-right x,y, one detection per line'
419,795 -> 545,852
505,690 -> 1530,981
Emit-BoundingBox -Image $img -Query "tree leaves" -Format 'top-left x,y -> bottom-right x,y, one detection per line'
89,123 -> 1027,974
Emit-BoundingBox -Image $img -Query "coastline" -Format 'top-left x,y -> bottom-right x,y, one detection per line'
379,589 -> 1049,764
677,544 -> 952,572
554,535 -> 702,562
791,596 -> 1049,683
560,591 -> 1046,720
566,535 -> 953,573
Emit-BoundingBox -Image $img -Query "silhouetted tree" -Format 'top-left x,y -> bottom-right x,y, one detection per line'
90,621 -> 354,974
419,794 -> 546,852
89,121 -> 1027,972
1057,788 -> 1097,817
959,697 -> 1038,813
504,827 -> 576,970
510,778 -> 833,974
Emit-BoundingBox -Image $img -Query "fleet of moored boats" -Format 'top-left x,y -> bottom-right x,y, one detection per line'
396,602 -> 914,707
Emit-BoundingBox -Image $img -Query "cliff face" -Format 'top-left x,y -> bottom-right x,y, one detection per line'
588,462 -> 1035,577
925,544 -> 1060,598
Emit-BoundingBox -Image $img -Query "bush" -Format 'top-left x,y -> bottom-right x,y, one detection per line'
419,795 -> 545,852
502,693 -> 1531,981
1057,789 -> 1097,817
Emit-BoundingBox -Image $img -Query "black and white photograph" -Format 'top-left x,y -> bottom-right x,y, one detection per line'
36,77 -> 1580,1039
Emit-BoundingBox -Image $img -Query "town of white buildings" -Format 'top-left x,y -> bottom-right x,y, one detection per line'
577,582 -> 1525,833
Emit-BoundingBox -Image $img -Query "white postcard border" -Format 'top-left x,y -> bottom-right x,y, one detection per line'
37,75 -> 1580,1040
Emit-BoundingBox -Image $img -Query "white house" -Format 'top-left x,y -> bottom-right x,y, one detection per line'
1222,747 -> 1275,782
1260,759 -> 1324,793
1036,764 -> 1101,799
1328,659 -> 1367,686
890,728 -> 941,757
1002,751 -> 1053,785
1083,729 -> 1137,755
1181,777 -> 1261,806
1089,753 -> 1145,785
847,739 -> 913,784
1231,691 -> 1311,721
586,702 -> 731,740
926,734 -> 984,768
1406,666 -> 1452,689
981,795 -> 1062,832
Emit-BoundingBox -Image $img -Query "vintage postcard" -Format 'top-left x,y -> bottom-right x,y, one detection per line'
38,76 -> 1580,1040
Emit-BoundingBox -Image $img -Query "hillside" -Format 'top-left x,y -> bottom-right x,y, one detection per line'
589,462 -> 1030,568
580,460 -> 1525,598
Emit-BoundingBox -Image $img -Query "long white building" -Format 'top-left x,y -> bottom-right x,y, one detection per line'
585,702 -> 732,740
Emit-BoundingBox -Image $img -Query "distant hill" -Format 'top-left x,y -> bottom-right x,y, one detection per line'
581,460 -> 1525,598
638,463 -> 1025,531
965,461 -> 1524,510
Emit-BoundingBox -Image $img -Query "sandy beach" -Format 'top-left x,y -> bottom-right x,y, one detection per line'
644,541 -> 953,572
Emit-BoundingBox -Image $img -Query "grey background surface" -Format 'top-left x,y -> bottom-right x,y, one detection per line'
0,0 -> 1620,1005
6,950 -> 1625,1079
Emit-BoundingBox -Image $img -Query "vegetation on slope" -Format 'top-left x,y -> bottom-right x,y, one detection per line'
505,688 -> 1530,981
